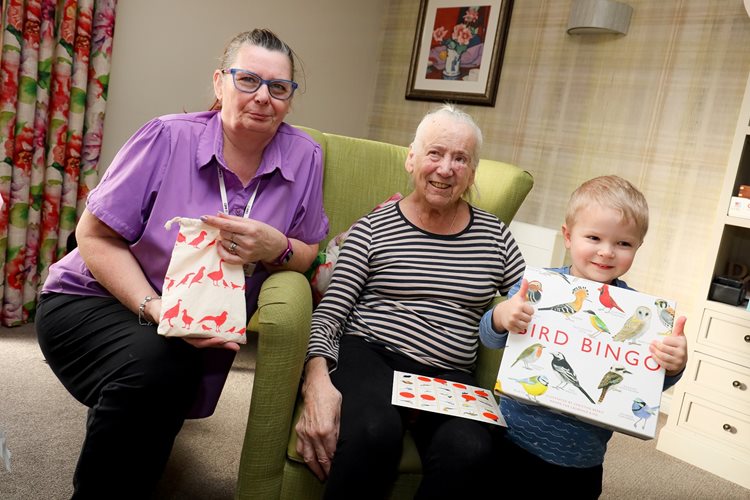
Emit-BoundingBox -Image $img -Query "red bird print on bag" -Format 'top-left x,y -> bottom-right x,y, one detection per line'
207,260 -> 225,286
181,309 -> 194,329
188,230 -> 208,248
198,311 -> 228,332
176,272 -> 194,287
164,277 -> 176,291
188,266 -> 206,288
162,299 -> 182,328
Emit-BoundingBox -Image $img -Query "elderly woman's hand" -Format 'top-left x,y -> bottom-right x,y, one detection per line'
295,357 -> 342,481
201,212 -> 286,267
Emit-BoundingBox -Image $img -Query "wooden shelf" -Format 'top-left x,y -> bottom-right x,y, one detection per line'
657,59 -> 750,490
725,215 -> 750,230
704,299 -> 750,318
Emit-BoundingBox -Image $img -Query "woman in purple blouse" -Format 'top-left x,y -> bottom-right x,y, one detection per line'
36,29 -> 328,498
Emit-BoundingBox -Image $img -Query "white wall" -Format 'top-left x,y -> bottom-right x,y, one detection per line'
100,0 -> 386,171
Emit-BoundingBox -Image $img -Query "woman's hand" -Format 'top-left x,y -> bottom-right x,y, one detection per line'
200,212 -> 319,273
201,213 -> 286,266
142,289 -> 239,351
295,357 -> 342,481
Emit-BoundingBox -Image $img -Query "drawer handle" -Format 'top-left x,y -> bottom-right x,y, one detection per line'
745,335 -> 750,343
733,380 -> 743,389
723,423 -> 736,433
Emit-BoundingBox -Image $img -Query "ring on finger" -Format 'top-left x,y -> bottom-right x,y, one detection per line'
229,241 -> 238,254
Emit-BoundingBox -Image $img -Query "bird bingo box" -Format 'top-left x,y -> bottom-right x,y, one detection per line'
495,266 -> 676,439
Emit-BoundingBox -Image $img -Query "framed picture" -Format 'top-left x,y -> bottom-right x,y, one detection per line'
406,0 -> 514,106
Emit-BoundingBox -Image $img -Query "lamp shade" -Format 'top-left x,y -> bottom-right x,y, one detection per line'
567,0 -> 633,35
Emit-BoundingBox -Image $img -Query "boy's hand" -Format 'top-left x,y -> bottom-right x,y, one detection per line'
649,316 -> 688,377
494,279 -> 536,333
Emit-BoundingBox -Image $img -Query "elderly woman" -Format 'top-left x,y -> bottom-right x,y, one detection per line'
36,29 -> 328,497
295,105 -> 525,498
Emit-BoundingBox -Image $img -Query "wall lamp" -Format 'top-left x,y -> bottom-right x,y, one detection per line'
567,0 -> 633,35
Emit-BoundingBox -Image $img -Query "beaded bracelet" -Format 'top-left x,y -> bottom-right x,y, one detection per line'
138,295 -> 161,326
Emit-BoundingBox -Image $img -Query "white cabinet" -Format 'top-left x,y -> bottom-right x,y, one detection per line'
656,75 -> 750,489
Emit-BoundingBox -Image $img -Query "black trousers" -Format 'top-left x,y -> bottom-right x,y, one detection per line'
324,335 -> 496,500
36,293 -> 202,499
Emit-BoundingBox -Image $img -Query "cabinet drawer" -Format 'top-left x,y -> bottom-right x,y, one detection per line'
693,353 -> 750,406
698,309 -> 750,358
678,394 -> 750,454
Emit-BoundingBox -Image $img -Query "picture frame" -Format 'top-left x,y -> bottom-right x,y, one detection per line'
405,0 -> 514,106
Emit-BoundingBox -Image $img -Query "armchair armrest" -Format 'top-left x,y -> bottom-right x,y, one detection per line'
475,343 -> 503,390
474,295 -> 505,390
236,271 -> 312,499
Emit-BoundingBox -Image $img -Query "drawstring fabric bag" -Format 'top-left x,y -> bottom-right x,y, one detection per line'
158,216 -> 247,344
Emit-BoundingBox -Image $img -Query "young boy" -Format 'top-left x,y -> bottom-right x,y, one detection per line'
480,175 -> 687,499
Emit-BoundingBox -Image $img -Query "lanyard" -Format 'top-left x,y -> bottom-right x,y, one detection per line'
217,167 -> 260,218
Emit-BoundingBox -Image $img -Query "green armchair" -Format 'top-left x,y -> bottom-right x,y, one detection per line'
235,128 -> 533,499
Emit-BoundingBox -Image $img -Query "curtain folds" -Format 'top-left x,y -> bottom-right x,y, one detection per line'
0,0 -> 117,326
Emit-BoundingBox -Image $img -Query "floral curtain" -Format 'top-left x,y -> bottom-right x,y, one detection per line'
0,0 -> 117,326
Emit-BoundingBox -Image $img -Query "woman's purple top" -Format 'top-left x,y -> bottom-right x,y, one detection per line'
43,110 -> 329,315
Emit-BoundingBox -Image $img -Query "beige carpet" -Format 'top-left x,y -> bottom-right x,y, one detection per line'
1,324 -> 748,499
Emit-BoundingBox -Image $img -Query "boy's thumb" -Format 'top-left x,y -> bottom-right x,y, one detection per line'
517,279 -> 529,301
672,316 -> 687,336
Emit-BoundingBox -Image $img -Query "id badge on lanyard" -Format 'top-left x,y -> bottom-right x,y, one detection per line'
217,167 -> 260,277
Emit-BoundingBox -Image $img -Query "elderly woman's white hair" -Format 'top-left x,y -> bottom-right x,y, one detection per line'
411,103 -> 483,169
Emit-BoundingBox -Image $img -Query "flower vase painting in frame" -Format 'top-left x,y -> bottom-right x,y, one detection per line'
406,0 -> 514,106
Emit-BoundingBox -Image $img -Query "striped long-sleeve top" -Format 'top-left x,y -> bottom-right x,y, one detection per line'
306,201 -> 525,372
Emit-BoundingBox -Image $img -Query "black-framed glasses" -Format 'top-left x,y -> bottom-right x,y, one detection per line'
221,68 -> 298,100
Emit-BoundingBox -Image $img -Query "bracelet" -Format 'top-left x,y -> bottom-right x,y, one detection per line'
138,295 -> 161,326
274,237 -> 294,266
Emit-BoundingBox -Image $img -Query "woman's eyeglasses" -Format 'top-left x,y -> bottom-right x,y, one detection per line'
222,68 -> 298,100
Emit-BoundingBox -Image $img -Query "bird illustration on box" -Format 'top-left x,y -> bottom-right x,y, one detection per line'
631,397 -> 659,429
597,365 -> 631,403
187,230 -> 208,248
583,309 -> 610,338
541,269 -> 571,284
539,286 -> 589,319
161,299 -> 182,328
511,343 -> 546,370
550,352 -> 596,404
526,281 -> 543,304
597,284 -> 624,314
510,375 -> 549,401
612,306 -> 652,344
198,310 -> 228,332
654,299 -> 675,335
